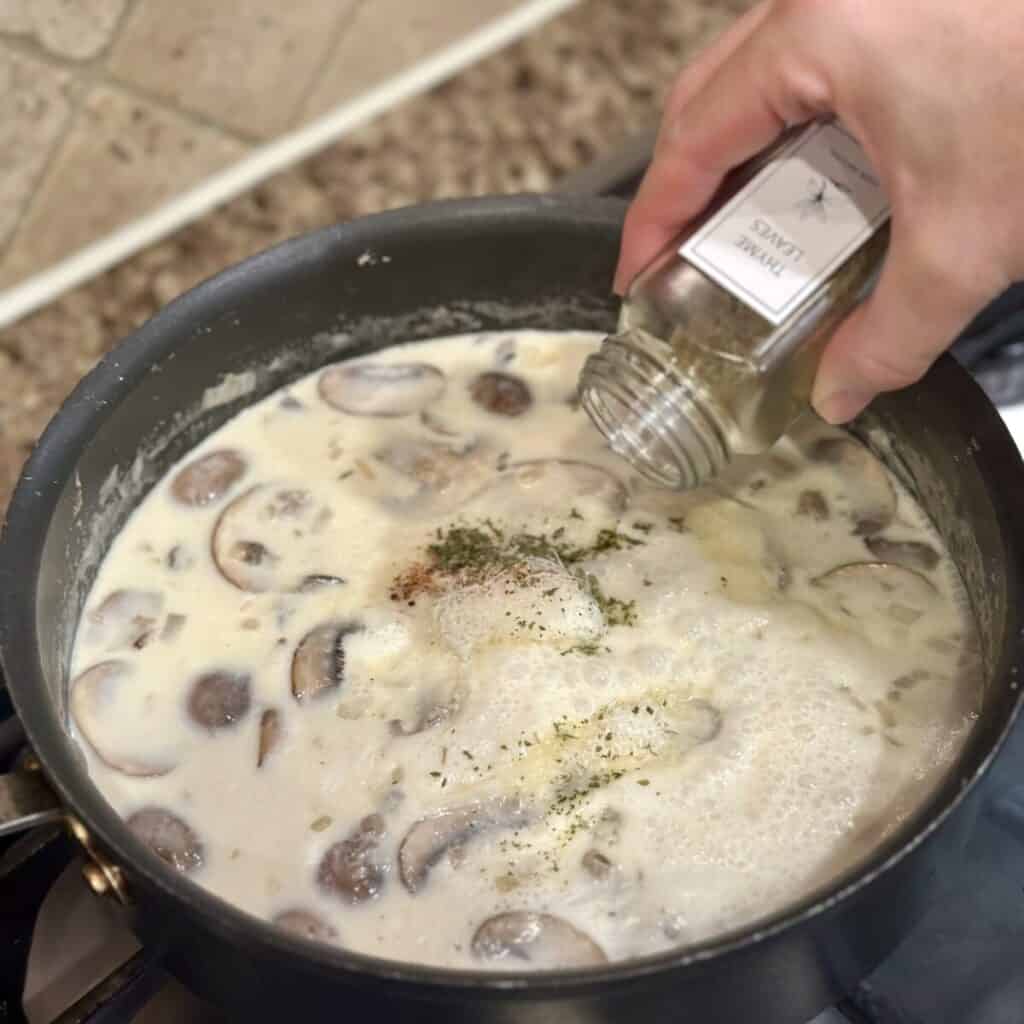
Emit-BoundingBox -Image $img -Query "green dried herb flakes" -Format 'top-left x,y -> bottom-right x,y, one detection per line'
426,525 -> 507,574
428,521 -> 646,574
310,815 -> 333,832
589,528 -> 645,555
584,574 -> 637,627
418,519 -> 644,629
560,641 -> 610,657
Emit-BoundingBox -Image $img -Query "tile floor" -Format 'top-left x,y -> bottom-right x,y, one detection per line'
0,0 -> 548,292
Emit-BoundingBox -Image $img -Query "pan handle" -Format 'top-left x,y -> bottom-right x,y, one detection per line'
0,770 -> 64,837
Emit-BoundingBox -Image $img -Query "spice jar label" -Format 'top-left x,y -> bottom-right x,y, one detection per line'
679,121 -> 890,326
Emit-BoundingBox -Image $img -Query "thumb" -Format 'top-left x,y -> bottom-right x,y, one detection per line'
811,220 -> 996,424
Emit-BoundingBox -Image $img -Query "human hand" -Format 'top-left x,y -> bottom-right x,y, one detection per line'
615,0 -> 1024,424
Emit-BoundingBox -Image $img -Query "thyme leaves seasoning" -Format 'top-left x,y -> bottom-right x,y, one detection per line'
395,518 -> 646,638
425,520 -> 648,573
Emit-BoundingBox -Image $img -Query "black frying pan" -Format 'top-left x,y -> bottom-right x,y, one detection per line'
0,195 -> 1022,1024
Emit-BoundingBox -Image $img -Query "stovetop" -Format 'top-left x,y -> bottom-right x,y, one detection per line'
2,143 -> 1024,1022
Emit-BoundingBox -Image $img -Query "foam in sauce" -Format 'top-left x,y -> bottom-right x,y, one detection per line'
69,331 -> 980,969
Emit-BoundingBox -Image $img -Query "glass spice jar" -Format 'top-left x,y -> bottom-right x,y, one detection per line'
579,119 -> 891,490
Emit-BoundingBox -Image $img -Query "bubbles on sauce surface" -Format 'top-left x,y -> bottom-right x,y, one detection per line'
317,814 -> 388,904
291,622 -> 360,702
257,708 -> 282,766
67,330 -> 979,971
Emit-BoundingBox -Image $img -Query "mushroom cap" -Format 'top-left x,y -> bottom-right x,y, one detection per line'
317,814 -> 388,904
812,560 -> 939,637
70,661 -> 178,777
469,371 -> 533,417
805,435 -> 896,535
388,686 -> 464,737
371,436 -> 492,515
291,621 -> 360,702
863,536 -> 940,573
319,362 -> 445,417
87,589 -> 164,651
257,707 -> 282,767
170,449 -> 247,507
471,911 -> 607,966
127,807 -> 204,873
398,796 -> 531,894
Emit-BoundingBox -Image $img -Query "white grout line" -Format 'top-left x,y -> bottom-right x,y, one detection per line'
0,0 -> 579,331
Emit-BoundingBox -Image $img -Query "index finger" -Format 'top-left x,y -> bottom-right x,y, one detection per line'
614,17 -> 831,292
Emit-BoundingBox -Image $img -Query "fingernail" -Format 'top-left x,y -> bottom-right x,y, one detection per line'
813,390 -> 873,425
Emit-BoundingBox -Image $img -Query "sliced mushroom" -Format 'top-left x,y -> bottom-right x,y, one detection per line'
471,912 -> 607,967
258,708 -> 282,767
863,536 -> 940,572
374,436 -> 471,484
806,436 -> 896,534
187,671 -> 251,731
317,813 -> 388,904
127,807 -> 204,873
796,489 -> 829,521
581,849 -> 613,880
399,796 -> 531,894
70,661 -> 176,777
273,909 -> 336,942
319,362 -> 445,417
166,545 -> 193,571
87,589 -> 164,650
470,459 -> 628,518
812,561 -> 938,626
389,690 -> 463,737
675,698 -> 723,747
469,371 -> 533,416
371,437 -> 491,514
375,436 -> 483,491
212,484 -> 332,592
170,450 -> 247,507
419,409 -> 476,452
291,622 -> 360,702
297,574 -> 346,593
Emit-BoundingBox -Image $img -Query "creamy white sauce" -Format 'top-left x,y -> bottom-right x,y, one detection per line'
69,331 -> 979,969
